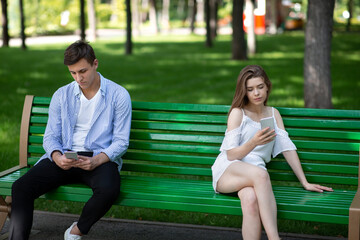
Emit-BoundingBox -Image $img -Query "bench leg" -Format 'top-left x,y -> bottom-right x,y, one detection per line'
0,196 -> 11,231
349,190 -> 360,240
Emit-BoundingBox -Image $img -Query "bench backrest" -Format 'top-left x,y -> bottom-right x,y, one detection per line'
22,95 -> 360,189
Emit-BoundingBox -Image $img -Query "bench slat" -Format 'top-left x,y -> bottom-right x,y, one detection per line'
270,172 -> 358,185
283,118 -> 360,129
132,101 -> 229,113
131,121 -> 225,133
287,128 -> 360,141
278,107 -> 360,119
124,152 -> 214,165
268,161 -> 358,174
293,140 -> 359,152
130,132 -> 223,144
128,141 -> 219,154
132,111 -> 226,124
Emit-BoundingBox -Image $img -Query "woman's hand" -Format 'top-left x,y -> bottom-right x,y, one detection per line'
303,182 -> 333,193
251,127 -> 276,146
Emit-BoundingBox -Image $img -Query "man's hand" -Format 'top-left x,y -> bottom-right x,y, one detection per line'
75,152 -> 110,171
52,151 -> 78,170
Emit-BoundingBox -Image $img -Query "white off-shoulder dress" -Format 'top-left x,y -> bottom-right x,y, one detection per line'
211,108 -> 297,193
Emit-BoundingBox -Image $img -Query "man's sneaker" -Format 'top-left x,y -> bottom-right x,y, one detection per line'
64,222 -> 82,240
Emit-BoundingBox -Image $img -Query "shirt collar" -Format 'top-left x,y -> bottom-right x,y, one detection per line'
73,72 -> 106,97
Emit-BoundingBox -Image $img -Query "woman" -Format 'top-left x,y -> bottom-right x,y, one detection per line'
211,65 -> 332,240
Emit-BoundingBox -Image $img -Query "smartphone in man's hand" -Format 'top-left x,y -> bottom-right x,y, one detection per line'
64,151 -> 78,160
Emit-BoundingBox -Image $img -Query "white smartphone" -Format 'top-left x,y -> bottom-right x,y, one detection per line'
64,151 -> 78,160
260,117 -> 275,131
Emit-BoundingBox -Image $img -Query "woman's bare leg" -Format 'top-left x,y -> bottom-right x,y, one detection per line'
216,161 -> 280,240
238,187 -> 262,240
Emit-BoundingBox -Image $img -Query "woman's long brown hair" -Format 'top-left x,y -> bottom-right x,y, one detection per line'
229,65 -> 272,115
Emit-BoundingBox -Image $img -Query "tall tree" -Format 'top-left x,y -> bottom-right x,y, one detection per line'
125,0 -> 132,55
232,0 -> 247,60
304,0 -> 335,108
205,0 -> 212,47
80,0 -> 86,40
1,0 -> 9,47
268,0 -> 277,34
132,0 -> 141,35
189,0 -> 197,33
162,0 -> 170,32
87,0 -> 97,41
346,0 -> 353,32
210,0 -> 217,40
246,0 -> 255,56
19,0 -> 26,49
149,0 -> 159,33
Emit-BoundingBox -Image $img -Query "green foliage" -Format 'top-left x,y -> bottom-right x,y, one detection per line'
7,0 -> 79,36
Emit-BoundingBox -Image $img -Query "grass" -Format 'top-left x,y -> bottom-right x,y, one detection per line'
0,30 -> 359,237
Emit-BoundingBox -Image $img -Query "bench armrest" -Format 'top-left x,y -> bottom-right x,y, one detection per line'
0,165 -> 26,178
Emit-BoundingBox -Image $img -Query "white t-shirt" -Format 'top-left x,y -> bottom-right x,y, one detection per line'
71,89 -> 102,151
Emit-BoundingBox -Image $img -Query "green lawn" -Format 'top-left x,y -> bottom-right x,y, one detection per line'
0,30 -> 359,237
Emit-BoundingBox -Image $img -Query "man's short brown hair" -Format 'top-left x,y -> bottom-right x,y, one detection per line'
64,40 -> 96,66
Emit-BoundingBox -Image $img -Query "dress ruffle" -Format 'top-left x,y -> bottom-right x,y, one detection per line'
272,127 -> 297,157
219,126 -> 242,151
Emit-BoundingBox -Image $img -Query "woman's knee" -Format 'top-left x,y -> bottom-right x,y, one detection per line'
238,187 -> 259,216
253,167 -> 271,186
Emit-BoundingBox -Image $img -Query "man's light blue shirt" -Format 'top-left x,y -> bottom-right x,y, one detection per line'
39,73 -> 132,170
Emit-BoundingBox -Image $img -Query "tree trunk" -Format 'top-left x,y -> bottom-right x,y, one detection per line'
304,0 -> 335,109
80,0 -> 86,40
162,0 -> 170,32
141,0 -> 149,23
205,0 -> 212,47
268,0 -> 277,34
210,0 -> 217,40
149,0 -> 159,33
1,0 -> 9,47
132,0 -> 141,35
87,0 -> 97,41
125,0 -> 132,55
189,0 -> 197,33
19,0 -> 26,49
232,0 -> 247,60
246,0 -> 255,56
346,0 -> 353,32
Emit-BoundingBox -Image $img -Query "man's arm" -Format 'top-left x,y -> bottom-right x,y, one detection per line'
101,89 -> 132,162
43,90 -> 65,161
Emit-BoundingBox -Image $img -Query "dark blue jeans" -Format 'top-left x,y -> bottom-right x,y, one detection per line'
9,155 -> 120,240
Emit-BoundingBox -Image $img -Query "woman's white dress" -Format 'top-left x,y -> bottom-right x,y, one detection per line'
211,108 -> 296,193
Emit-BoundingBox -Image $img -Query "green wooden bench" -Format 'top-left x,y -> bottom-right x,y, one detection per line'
0,95 -> 359,239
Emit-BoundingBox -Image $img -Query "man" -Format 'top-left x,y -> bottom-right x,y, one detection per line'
9,40 -> 132,240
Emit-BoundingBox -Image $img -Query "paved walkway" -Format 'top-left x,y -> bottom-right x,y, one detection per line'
0,210 -> 345,240
0,27 -> 233,47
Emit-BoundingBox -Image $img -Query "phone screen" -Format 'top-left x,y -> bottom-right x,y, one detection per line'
260,117 -> 275,131
65,151 -> 78,160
